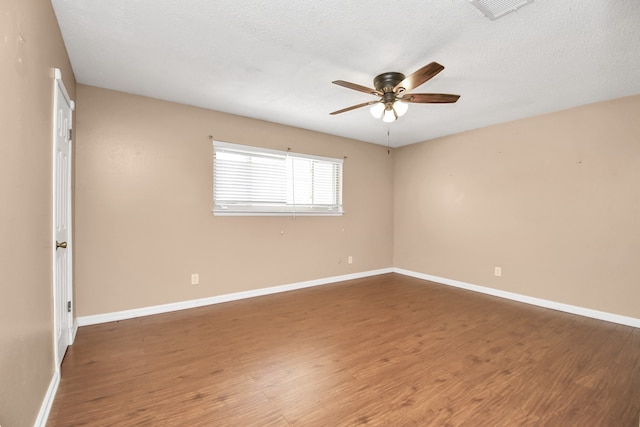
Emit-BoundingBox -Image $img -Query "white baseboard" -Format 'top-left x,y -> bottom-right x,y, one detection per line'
34,369 -> 60,427
77,266 -> 639,329
77,268 -> 393,326
394,268 -> 640,328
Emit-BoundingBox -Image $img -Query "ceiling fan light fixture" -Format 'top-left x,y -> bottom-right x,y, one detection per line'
370,102 -> 385,119
383,108 -> 396,123
394,100 -> 408,117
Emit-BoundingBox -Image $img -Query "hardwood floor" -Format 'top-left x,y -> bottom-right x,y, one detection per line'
47,273 -> 640,426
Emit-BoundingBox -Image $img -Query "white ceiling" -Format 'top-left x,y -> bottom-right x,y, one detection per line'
51,0 -> 640,147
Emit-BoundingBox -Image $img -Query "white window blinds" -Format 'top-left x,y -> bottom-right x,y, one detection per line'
213,141 -> 343,216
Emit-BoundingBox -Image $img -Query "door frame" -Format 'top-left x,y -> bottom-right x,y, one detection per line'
52,68 -> 75,368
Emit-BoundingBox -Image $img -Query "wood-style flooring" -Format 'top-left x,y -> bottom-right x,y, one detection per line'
47,273 -> 640,426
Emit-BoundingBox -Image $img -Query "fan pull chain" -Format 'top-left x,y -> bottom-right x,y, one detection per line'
387,126 -> 391,155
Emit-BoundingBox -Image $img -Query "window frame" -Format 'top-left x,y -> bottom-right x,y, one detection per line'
213,141 -> 343,217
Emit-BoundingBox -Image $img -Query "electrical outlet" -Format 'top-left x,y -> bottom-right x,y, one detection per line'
191,273 -> 199,285
348,256 -> 353,264
494,266 -> 502,277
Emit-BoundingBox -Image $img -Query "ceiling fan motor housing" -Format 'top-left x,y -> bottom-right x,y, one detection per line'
374,72 -> 405,107
374,72 -> 405,93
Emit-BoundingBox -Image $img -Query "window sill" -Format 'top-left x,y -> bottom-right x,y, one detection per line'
212,210 -> 344,217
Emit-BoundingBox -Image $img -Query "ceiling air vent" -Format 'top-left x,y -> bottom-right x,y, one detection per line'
470,0 -> 533,20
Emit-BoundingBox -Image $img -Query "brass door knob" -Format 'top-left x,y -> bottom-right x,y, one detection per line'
56,241 -> 67,250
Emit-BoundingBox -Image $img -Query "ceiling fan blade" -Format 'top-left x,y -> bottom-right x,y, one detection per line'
330,100 -> 380,115
394,62 -> 445,93
401,93 -> 460,103
332,80 -> 381,96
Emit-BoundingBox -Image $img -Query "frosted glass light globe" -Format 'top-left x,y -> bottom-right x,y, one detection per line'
383,108 -> 396,123
394,101 -> 408,116
370,103 -> 385,118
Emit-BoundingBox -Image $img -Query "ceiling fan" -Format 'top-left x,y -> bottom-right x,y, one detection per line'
330,62 -> 460,122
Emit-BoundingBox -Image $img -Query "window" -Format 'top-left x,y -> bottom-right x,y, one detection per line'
213,141 -> 343,216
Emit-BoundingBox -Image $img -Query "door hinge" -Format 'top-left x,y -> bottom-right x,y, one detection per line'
68,128 -> 73,140
67,301 -> 71,313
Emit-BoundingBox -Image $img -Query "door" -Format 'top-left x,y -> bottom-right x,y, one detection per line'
52,68 -> 74,367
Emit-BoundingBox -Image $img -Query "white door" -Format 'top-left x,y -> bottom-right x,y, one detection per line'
52,69 -> 74,367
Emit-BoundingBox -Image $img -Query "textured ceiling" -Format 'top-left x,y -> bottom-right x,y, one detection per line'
51,0 -> 640,147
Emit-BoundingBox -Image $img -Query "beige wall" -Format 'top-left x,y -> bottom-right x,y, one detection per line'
74,85 -> 394,316
76,88 -> 640,321
394,95 -> 640,318
0,0 -> 76,425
